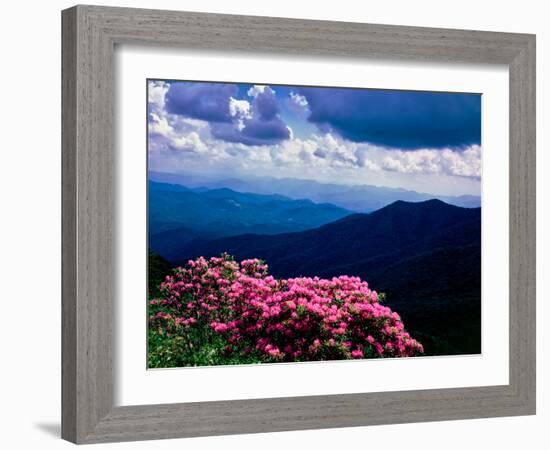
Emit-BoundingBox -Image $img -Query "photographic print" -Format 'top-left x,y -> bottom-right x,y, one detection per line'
147,79 -> 482,368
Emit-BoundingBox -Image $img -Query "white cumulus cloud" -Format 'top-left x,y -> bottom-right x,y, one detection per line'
148,80 -> 170,111
247,85 -> 268,98
380,146 -> 481,178
229,97 -> 251,118
170,132 -> 207,153
290,91 -> 308,108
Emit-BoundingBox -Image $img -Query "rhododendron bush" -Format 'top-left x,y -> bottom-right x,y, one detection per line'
148,254 -> 423,367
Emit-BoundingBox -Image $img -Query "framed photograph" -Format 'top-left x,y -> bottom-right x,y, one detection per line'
62,5 -> 536,444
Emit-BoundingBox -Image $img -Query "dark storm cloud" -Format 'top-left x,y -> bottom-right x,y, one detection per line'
164,82 -> 290,146
211,118 -> 290,146
211,85 -> 290,146
298,87 -> 481,150
253,87 -> 279,120
165,82 -> 238,122
213,87 -> 290,146
233,86 -> 291,145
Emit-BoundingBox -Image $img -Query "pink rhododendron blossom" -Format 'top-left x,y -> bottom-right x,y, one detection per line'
149,254 -> 423,362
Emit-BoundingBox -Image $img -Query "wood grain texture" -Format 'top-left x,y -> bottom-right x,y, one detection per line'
61,4 -> 536,444
61,7 -> 77,443
508,36 -> 536,409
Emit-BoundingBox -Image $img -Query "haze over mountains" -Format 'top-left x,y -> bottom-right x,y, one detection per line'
148,178 -> 481,355
149,171 -> 481,212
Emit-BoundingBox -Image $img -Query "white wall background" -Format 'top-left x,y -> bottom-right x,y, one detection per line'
0,1 -> 546,448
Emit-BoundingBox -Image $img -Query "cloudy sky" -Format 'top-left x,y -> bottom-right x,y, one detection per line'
148,80 -> 481,196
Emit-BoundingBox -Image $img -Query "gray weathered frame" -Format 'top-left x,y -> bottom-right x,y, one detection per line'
62,4 -> 536,444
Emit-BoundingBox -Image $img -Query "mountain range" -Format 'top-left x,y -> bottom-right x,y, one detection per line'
149,171 -> 481,212
148,181 -> 352,260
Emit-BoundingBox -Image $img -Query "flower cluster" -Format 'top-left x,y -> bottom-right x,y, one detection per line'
149,254 -> 423,363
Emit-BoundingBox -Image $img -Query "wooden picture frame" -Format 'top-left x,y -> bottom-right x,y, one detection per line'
62,5 -> 536,444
